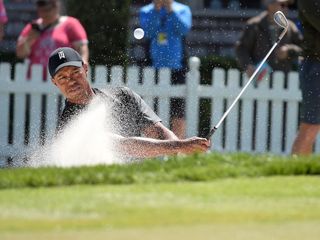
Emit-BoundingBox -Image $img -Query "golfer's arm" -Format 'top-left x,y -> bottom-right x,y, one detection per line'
143,122 -> 179,140
113,135 -> 180,158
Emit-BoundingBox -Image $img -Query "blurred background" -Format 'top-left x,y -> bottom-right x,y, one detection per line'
0,0 -> 298,68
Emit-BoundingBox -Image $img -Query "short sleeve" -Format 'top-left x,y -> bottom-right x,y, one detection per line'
65,17 -> 88,45
121,87 -> 162,128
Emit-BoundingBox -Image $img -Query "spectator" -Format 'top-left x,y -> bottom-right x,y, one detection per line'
139,0 -> 192,139
235,0 -> 302,81
292,0 -> 320,155
16,0 -> 88,80
0,0 -> 8,41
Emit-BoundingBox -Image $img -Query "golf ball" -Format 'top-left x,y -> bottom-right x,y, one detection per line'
134,28 -> 144,40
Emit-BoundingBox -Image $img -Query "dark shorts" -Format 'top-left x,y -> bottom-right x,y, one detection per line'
170,69 -> 186,118
299,58 -> 320,124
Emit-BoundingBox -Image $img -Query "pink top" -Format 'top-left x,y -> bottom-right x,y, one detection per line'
18,16 -> 88,79
0,0 -> 8,23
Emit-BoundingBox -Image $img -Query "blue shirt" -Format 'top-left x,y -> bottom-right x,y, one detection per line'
140,1 -> 192,70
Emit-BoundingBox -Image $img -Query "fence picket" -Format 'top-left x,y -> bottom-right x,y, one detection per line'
94,65 -> 108,88
254,71 -> 272,153
12,92 -> 26,147
0,62 -> 11,82
240,99 -> 253,151
0,93 -> 9,146
45,94 -> 59,142
157,68 -> 171,126
12,64 -> 29,147
270,72 -> 285,154
211,68 -> 225,151
240,74 -> 254,152
126,66 -> 139,89
0,63 -> 11,148
141,67 -> 155,107
186,57 -> 200,137
225,69 -> 240,151
285,72 -> 300,154
1,60 -> 319,163
315,135 -> 320,153
29,65 -> 43,146
110,66 -> 124,86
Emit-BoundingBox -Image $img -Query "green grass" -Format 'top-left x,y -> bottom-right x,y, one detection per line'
0,153 -> 320,188
0,176 -> 320,240
1,153 -> 320,239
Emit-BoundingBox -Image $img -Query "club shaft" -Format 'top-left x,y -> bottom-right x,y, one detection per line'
206,41 -> 280,140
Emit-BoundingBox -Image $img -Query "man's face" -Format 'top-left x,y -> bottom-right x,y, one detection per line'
36,0 -> 59,19
153,0 -> 173,8
153,0 -> 163,9
52,65 -> 92,104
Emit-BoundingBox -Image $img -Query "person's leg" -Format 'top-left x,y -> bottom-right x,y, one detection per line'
292,58 -> 320,155
292,122 -> 320,155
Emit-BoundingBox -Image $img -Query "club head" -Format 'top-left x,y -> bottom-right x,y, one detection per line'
274,11 -> 288,29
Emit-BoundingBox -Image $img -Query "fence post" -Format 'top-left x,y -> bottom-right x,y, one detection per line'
186,57 -> 200,137
141,67 -> 155,107
110,66 -> 124,86
0,63 -> 11,161
211,68 -> 226,151
29,64 -> 43,147
13,63 -> 28,147
158,68 -> 171,126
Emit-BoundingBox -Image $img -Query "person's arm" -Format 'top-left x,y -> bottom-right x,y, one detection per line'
73,43 -> 89,64
67,17 -> 89,63
143,122 -> 179,140
113,134 -> 210,158
16,24 -> 39,59
166,4 -> 192,36
139,8 -> 161,39
286,22 -> 303,58
276,22 -> 303,60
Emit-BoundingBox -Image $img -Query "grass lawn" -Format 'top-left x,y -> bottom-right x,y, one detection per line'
0,176 -> 320,240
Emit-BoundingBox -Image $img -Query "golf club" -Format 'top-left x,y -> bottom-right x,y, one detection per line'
206,11 -> 289,140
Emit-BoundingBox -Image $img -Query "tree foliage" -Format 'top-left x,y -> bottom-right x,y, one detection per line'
66,0 -> 131,66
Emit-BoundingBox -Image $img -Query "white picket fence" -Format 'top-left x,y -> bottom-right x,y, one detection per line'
0,58 -> 319,165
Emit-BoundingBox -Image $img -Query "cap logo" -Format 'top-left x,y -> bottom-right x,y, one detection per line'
58,51 -> 65,59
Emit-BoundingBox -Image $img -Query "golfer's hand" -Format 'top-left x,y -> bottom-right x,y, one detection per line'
179,137 -> 210,154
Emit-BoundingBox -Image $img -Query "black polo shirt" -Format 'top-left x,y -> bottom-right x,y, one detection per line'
57,87 -> 161,137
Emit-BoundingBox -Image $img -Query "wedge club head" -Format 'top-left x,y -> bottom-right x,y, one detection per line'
274,11 -> 288,40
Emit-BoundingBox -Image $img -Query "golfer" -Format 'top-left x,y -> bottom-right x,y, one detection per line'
48,47 -> 210,158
